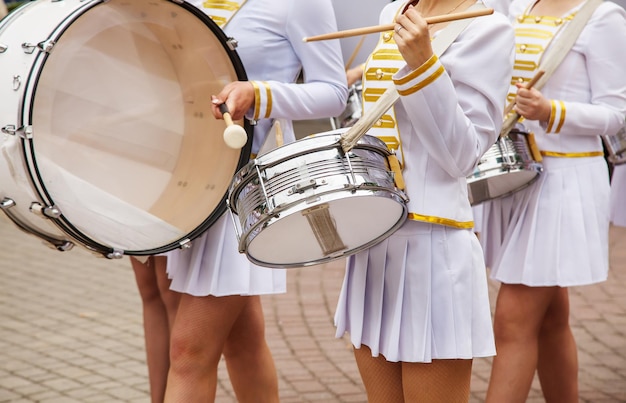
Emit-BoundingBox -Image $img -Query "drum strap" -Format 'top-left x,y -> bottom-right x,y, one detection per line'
500,0 -> 603,137
340,2 -> 487,156
197,0 -> 248,29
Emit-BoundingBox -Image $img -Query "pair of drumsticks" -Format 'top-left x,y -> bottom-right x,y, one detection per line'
219,8 -> 494,149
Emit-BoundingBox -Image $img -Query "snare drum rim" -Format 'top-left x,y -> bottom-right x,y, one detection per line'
18,0 -> 254,257
227,132 -> 393,214
242,189 -> 409,268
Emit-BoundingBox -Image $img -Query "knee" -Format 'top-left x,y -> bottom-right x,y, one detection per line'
222,333 -> 264,363
492,309 -> 531,344
169,329 -> 220,374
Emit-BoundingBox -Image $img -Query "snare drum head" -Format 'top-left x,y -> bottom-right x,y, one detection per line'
247,194 -> 405,267
20,0 -> 251,254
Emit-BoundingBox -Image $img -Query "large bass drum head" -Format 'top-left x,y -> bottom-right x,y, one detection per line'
27,0 -> 251,255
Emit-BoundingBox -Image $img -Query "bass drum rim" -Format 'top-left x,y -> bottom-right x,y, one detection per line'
18,0 -> 252,257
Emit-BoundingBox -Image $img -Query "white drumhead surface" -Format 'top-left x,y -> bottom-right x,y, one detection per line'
28,0 -> 244,251
247,194 -> 405,267
483,170 -> 538,199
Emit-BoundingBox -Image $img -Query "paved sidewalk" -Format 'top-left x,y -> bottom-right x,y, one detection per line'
1,214 -> 625,402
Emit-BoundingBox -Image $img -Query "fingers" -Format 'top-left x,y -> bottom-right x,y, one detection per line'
210,95 -> 226,119
394,6 -> 433,69
397,5 -> 428,32
211,81 -> 255,121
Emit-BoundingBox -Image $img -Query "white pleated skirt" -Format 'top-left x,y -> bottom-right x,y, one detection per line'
472,204 -> 484,233
165,214 -> 286,297
610,164 -> 626,228
334,220 -> 495,363
481,156 -> 610,286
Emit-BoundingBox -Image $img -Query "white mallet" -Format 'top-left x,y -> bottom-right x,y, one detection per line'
218,103 -> 248,149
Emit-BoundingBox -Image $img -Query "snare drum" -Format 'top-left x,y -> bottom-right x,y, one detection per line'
228,130 -> 408,268
330,81 -> 363,130
467,125 -> 543,205
0,0 -> 251,258
603,121 -> 626,165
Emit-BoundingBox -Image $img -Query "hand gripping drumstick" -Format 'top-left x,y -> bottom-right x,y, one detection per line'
339,7 -> 493,154
302,8 -> 493,42
500,69 -> 545,138
218,103 -> 248,149
502,70 -> 546,117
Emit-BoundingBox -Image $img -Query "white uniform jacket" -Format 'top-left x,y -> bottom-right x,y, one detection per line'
374,1 -> 515,228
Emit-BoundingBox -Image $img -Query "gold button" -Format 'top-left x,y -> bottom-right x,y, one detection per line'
517,77 -> 525,84
375,119 -> 383,127
534,16 -> 542,23
517,15 -> 524,22
375,69 -> 384,79
520,44 -> 527,52
555,18 -> 563,25
383,32 -> 392,42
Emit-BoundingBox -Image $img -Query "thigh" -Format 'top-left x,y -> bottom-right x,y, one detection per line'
225,296 -> 267,351
402,359 -> 473,403
171,293 -> 249,353
131,257 -> 160,299
494,284 -> 559,338
353,346 -> 404,403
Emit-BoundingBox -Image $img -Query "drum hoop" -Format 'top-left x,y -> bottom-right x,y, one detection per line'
229,133 -> 393,209
17,0 -> 253,256
241,189 -> 409,268
253,133 -> 390,167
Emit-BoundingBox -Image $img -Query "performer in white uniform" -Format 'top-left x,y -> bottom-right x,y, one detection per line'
481,0 -> 626,401
163,0 -> 348,401
333,0 -> 514,400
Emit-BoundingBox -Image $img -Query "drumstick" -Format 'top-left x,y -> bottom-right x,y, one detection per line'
502,70 -> 546,116
274,120 -> 284,147
303,8 -> 494,42
345,35 -> 366,71
218,103 -> 248,149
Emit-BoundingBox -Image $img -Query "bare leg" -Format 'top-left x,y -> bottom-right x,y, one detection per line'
537,287 -> 578,403
485,284 -> 557,403
353,345 -> 404,402
223,296 -> 279,403
132,256 -> 179,403
402,359 -> 473,403
164,293 -> 249,402
153,256 -> 180,331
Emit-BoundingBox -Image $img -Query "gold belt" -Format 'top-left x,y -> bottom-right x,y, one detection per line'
408,213 -> 474,229
540,150 -> 604,158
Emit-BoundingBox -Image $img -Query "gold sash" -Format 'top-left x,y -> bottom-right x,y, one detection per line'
200,0 -> 247,28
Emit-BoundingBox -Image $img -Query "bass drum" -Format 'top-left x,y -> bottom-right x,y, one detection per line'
0,0 -> 252,258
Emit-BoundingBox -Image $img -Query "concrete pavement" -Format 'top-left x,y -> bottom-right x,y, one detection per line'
0,119 -> 625,402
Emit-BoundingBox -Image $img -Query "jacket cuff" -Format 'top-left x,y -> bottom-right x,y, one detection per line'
393,54 -> 444,96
